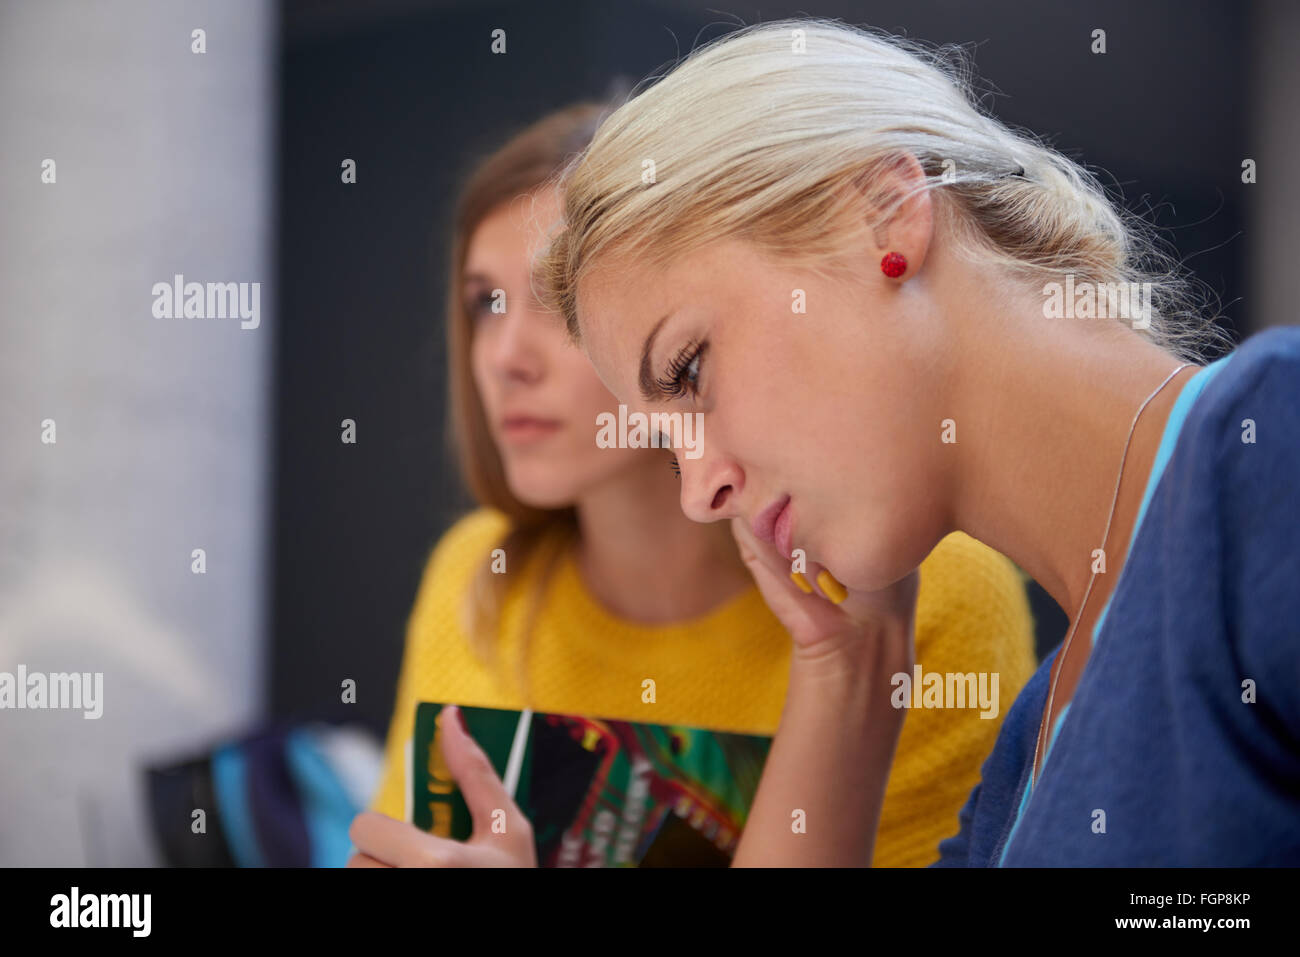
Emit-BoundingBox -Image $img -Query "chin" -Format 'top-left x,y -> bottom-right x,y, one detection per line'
823,526 -> 925,594
827,560 -> 896,595
505,472 -> 578,511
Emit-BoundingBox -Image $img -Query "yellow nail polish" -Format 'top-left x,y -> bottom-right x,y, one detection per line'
790,571 -> 813,593
816,569 -> 848,604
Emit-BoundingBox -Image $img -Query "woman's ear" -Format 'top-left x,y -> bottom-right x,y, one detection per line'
852,152 -> 934,276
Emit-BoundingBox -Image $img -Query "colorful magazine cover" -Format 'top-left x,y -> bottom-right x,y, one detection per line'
409,702 -> 774,866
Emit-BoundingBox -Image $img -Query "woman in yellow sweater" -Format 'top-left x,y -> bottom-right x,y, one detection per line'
349,101 -> 1035,867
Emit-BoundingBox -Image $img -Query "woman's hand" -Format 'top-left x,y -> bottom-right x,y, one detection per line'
729,516 -> 919,668
728,517 -> 919,867
347,704 -> 538,867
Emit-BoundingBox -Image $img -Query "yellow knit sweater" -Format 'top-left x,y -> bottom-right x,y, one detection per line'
369,508 -> 1036,866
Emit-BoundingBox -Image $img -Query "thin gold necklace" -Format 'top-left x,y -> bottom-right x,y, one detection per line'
1030,362 -> 1192,788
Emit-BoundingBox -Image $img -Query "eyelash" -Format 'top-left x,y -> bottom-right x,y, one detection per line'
656,339 -> 707,399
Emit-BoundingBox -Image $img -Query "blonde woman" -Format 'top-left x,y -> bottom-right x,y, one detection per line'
535,19 -> 1300,866
348,102 -> 1035,868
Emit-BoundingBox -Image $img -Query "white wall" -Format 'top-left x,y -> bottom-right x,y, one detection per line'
0,0 -> 274,865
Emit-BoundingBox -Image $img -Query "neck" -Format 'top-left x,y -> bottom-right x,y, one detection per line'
572,453 -> 753,622
946,306 -> 1194,624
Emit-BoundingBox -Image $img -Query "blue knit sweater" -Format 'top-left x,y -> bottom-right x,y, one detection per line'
934,326 -> 1300,866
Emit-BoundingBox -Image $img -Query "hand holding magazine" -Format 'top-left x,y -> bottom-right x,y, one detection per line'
409,702 -> 773,867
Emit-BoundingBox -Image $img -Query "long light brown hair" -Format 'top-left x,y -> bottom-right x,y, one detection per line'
444,100 -> 618,695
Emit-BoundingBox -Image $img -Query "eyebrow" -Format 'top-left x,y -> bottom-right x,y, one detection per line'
638,312 -> 673,403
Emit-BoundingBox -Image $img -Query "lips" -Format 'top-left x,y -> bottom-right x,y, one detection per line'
774,499 -> 794,559
752,494 -> 792,555
500,415 -> 563,440
502,415 -> 561,428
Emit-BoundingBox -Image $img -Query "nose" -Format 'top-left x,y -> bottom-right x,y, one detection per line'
677,440 -> 742,524
489,302 -> 545,385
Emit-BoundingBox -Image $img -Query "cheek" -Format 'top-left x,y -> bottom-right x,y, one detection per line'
506,428 -> 643,508
469,333 -> 494,404
558,347 -> 621,421
725,334 -> 826,458
825,431 -> 946,588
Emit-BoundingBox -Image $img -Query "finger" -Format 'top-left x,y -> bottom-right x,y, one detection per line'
729,516 -> 850,601
729,518 -> 835,604
346,851 -> 391,868
348,809 -> 471,867
802,559 -> 848,604
729,515 -> 794,578
439,705 -> 529,841
729,517 -> 867,647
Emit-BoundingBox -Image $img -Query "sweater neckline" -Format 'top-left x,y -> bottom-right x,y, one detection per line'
550,543 -> 769,640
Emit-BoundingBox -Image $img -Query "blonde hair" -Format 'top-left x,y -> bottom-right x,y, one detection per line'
534,18 -> 1230,362
444,101 -> 617,698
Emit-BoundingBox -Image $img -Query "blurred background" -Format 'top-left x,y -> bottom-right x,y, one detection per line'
0,0 -> 1293,865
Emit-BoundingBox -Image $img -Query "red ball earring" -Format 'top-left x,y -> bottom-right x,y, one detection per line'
880,252 -> 907,278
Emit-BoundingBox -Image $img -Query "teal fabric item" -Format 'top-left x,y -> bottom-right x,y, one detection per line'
211,744 -> 264,868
